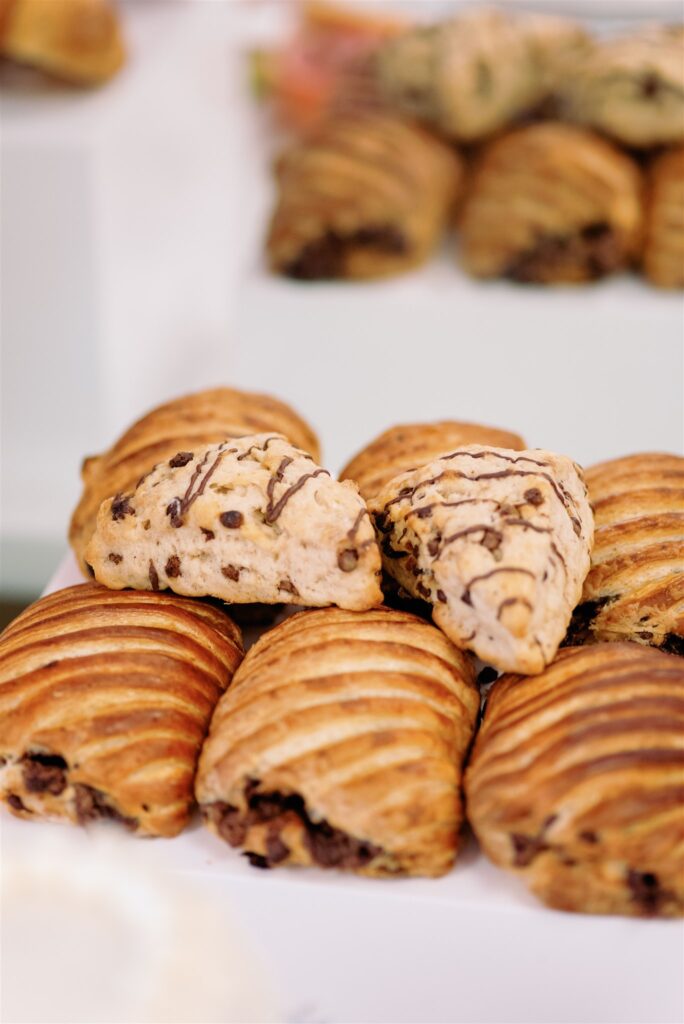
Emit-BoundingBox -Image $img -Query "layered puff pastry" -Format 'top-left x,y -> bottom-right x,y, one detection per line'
561,26 -> 684,149
0,0 -> 124,85
340,420 -> 525,503
266,113 -> 462,280
369,446 -> 593,674
465,644 -> 684,917
0,583 -> 243,836
374,8 -> 589,143
460,123 -> 643,284
567,453 -> 684,655
196,606 -> 479,877
86,434 -> 383,612
69,386 -> 320,574
643,146 -> 684,289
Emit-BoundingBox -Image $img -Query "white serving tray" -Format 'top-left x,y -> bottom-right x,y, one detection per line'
1,553 -> 682,1024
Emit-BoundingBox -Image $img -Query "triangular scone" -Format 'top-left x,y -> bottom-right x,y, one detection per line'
369,446 -> 594,674
86,434 -> 383,612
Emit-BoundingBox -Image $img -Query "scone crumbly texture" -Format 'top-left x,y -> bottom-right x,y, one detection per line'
567,452 -> 684,654
459,122 -> 643,283
370,445 -> 594,674
69,385 -> 320,574
340,420 -> 525,502
267,112 -> 462,281
0,583 -> 243,837
465,643 -> 684,917
86,433 -> 383,612
644,146 -> 684,289
196,606 -> 479,877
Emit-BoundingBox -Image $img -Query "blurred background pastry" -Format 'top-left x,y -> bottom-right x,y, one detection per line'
644,145 -> 684,288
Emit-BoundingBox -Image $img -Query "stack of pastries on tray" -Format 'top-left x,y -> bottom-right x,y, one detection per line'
262,5 -> 684,289
0,384 -> 682,919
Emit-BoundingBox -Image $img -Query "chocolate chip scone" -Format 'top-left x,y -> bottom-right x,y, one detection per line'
267,112 -> 462,280
567,452 -> 684,654
643,146 -> 684,289
369,446 -> 594,674
465,644 -> 684,917
460,123 -> 643,283
86,434 -> 383,611
561,25 -> 684,149
69,386 -> 320,575
197,606 -> 479,877
0,583 -> 243,836
340,420 -> 526,503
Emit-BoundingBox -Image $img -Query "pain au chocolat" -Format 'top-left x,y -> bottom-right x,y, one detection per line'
266,112 -> 462,280
0,0 -> 125,85
369,446 -> 593,674
86,434 -> 383,611
567,453 -> 684,654
69,386 -> 320,574
0,583 -> 243,836
465,644 -> 684,917
340,420 -> 526,503
643,146 -> 684,289
196,606 -> 479,877
460,123 -> 643,284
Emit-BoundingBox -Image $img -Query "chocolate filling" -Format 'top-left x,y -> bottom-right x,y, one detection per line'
21,752 -> 67,795
208,786 -> 382,870
661,633 -> 684,657
507,222 -> 621,283
627,869 -> 671,916
74,784 -> 137,830
285,226 -> 408,280
563,595 -> 614,646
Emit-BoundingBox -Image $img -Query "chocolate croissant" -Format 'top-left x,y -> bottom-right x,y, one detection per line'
465,643 -> 684,917
460,123 -> 643,283
374,8 -> 589,143
369,445 -> 594,674
567,452 -> 684,655
266,113 -> 462,280
561,26 -> 684,149
196,606 -> 479,877
340,420 -> 525,503
69,386 -> 320,574
86,434 -> 383,612
0,0 -> 125,85
0,583 -> 243,836
643,146 -> 684,289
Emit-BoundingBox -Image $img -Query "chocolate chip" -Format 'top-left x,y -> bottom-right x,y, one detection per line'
416,581 -> 430,599
74,784 -> 137,829
524,488 -> 543,506
22,752 -> 67,795
427,539 -> 440,557
278,579 -> 299,595
481,529 -> 501,552
201,528 -> 215,542
415,506 -> 433,519
338,548 -> 359,572
107,553 -> 123,565
265,830 -> 290,865
436,589 -> 447,604
148,561 -> 159,591
641,73 -> 660,98
637,630 -> 653,640
166,498 -> 183,528
221,564 -> 240,582
143,520 -> 151,531
165,555 -> 181,578
244,852 -> 270,869
7,794 -> 28,812
511,832 -> 548,867
627,869 -> 666,914
220,510 -> 243,529
579,830 -> 598,844
111,493 -> 135,521
169,451 -> 194,468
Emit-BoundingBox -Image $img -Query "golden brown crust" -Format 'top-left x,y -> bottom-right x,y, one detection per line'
0,583 -> 243,836
267,113 -> 462,280
69,387 -> 320,574
465,643 -> 684,917
567,453 -> 684,653
196,606 -> 479,877
643,146 -> 684,289
0,0 -> 125,85
460,123 -> 643,283
341,421 -> 526,502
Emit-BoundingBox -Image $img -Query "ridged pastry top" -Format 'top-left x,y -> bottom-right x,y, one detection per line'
86,433 -> 383,612
267,112 -> 462,280
466,643 -> 684,917
460,123 -> 643,282
569,452 -> 684,653
69,386 -> 320,573
644,146 -> 684,289
340,420 -> 525,502
370,445 -> 594,674
0,583 -> 243,837
196,606 -> 479,877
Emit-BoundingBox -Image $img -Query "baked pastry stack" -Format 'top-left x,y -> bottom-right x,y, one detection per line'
266,112 -> 462,280
0,583 -> 243,835
644,146 -> 684,289
466,643 -> 684,917
197,606 -> 479,877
